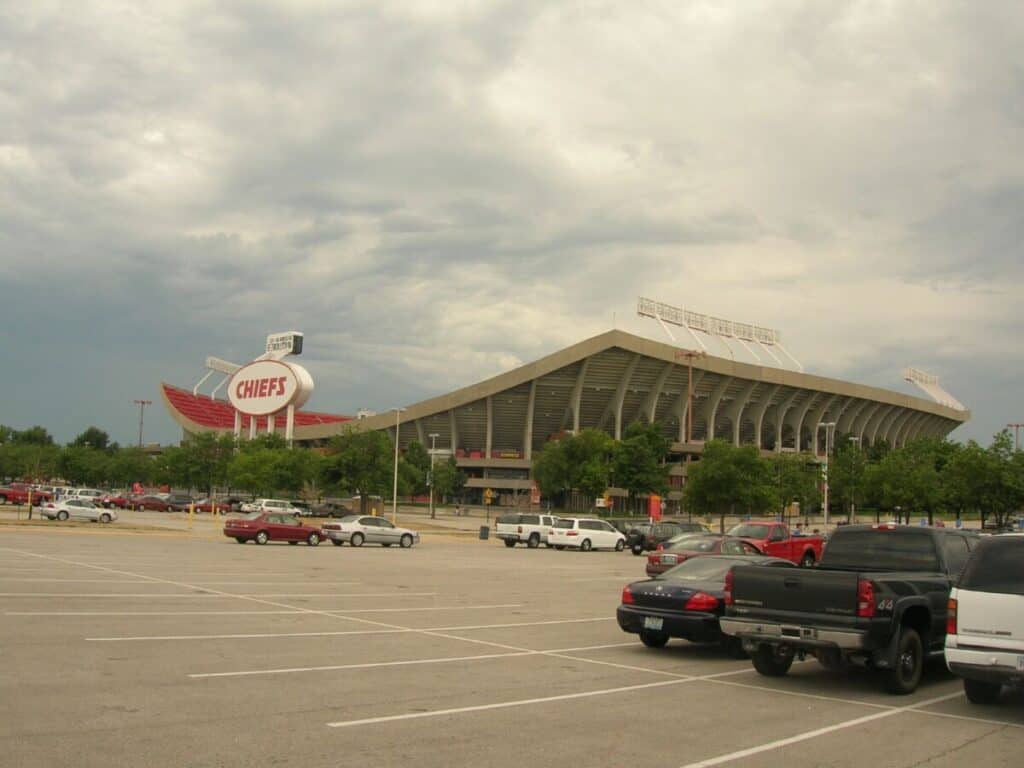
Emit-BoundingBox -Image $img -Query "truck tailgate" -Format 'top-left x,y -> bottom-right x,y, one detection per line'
732,566 -> 861,617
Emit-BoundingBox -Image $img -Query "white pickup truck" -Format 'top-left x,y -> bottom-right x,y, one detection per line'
494,513 -> 560,548
946,533 -> 1024,705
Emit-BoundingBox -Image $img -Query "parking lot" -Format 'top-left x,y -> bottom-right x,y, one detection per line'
1,524 -> 1022,768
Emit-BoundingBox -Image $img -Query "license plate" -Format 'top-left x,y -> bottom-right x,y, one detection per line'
643,616 -> 663,631
661,555 -> 677,564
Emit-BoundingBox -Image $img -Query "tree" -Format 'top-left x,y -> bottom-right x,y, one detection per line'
769,452 -> 821,522
829,439 -> 866,521
72,427 -> 110,451
13,426 -> 54,446
57,446 -> 110,486
107,448 -> 154,488
565,429 -> 616,507
684,440 -> 777,532
532,440 -> 571,503
319,429 -> 396,513
432,457 -> 467,503
612,421 -> 669,508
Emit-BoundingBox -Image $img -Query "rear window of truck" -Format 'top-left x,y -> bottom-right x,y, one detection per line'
822,529 -> 940,571
958,537 -> 1024,596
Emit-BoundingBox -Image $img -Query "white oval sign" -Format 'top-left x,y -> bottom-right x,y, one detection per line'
228,360 -> 300,416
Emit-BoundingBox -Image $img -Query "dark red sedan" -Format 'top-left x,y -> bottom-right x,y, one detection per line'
224,512 -> 324,546
645,534 -> 764,577
132,495 -> 175,512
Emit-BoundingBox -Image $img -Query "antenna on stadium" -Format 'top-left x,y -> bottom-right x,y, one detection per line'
636,297 -> 803,372
903,368 -> 967,411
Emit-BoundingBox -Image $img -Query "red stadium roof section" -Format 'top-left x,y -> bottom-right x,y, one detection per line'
161,383 -> 352,433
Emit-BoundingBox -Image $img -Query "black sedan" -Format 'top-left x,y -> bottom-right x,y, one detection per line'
626,521 -> 710,555
617,555 -> 794,656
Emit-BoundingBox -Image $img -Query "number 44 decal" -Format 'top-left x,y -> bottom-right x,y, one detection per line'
876,598 -> 894,611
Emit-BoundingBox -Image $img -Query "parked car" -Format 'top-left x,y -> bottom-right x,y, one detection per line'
946,533 -> 1024,704
192,498 -> 235,514
100,492 -> 133,509
223,512 -> 324,546
0,484 -> 53,505
42,499 -> 117,523
320,515 -> 419,548
132,495 -> 176,512
548,517 -> 626,552
726,521 -> 825,567
308,501 -> 352,518
619,555 -> 794,654
239,498 -> 304,515
626,521 -> 710,555
494,513 -> 561,548
645,535 -> 765,577
164,493 -> 194,511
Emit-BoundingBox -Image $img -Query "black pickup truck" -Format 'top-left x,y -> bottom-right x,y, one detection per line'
720,523 -> 979,694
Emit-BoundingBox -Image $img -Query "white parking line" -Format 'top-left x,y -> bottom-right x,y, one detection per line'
676,692 -> 963,768
327,678 -> 689,728
8,610 -> 312,616
190,642 -> 635,678
0,579 -> 363,585
9,604 -> 520,617
0,592 -> 436,598
86,616 -> 613,642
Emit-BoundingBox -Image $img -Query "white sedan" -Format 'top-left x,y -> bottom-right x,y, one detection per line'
321,514 -> 420,548
43,499 -> 117,523
548,517 -> 626,551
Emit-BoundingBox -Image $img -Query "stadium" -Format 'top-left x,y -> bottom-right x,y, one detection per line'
161,307 -> 970,506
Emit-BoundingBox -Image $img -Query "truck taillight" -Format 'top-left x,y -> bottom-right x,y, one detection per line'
723,568 -> 734,606
621,586 -> 635,605
946,597 -> 957,635
684,592 -> 719,611
857,579 -> 875,618
647,553 -> 658,564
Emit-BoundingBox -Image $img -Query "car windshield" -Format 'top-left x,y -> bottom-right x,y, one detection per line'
236,512 -> 262,520
659,558 -> 735,581
727,524 -> 771,539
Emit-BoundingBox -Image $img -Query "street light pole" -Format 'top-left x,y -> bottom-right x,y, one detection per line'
848,435 -> 860,523
819,422 -> 836,530
675,349 -> 705,443
391,407 -> 406,523
428,432 -> 439,519
134,399 -> 152,449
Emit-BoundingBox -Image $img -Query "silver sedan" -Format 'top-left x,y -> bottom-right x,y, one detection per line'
43,499 -> 117,523
321,514 -> 420,548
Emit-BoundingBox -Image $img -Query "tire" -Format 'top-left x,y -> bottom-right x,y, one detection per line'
504,539 -> 516,548
57,510 -> 69,521
580,539 -> 592,552
288,541 -> 298,546
615,539 -> 625,552
235,537 -> 247,544
307,532 -> 320,546
963,678 -> 1002,705
640,630 -> 669,648
631,544 -> 644,556
382,543 -> 392,547
0,495 -> 7,504
800,552 -> 816,568
721,636 -> 748,659
527,533 -> 540,549
751,644 -> 795,677
883,627 -> 923,695
331,539 -> 343,546
350,532 -> 364,548
554,545 -> 565,550
254,530 -> 269,546
100,513 -> 111,524
400,533 -> 413,548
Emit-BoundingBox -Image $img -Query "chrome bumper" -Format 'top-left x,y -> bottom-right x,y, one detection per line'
720,617 -> 867,650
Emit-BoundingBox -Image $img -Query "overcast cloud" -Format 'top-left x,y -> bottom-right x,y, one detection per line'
1,0 -> 1021,446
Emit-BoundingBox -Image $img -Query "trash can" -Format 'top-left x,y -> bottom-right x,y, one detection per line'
478,525 -> 490,540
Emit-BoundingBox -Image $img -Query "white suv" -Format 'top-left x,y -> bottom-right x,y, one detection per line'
65,488 -> 106,503
946,534 -> 1024,704
241,498 -> 303,515
548,517 -> 626,552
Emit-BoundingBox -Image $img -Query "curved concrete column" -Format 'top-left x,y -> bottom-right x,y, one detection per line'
805,394 -> 839,454
524,379 -> 537,459
723,380 -> 758,446
866,404 -> 897,445
643,363 -> 675,423
701,375 -> 734,441
882,408 -> 915,447
564,358 -> 590,433
751,385 -> 780,450
449,409 -> 459,452
787,392 -> 821,451
851,402 -> 882,444
774,388 -> 801,452
602,354 -> 641,440
838,399 -> 869,435
895,411 -> 928,447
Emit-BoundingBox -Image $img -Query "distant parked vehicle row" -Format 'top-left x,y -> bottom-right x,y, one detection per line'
222,512 -> 421,549
321,515 -> 419,548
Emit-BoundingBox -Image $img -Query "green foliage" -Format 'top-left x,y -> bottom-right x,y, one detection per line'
684,440 -> 778,530
72,427 -> 110,451
612,421 -> 669,501
769,451 -> 821,518
319,429 -> 396,513
11,426 -> 55,446
532,440 -> 571,500
57,446 -> 110,486
431,457 -> 467,501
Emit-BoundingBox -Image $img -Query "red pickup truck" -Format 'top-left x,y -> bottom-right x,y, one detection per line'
0,485 -> 53,506
727,521 -> 824,567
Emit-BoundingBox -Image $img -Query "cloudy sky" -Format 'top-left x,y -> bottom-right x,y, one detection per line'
2,0 -> 1021,447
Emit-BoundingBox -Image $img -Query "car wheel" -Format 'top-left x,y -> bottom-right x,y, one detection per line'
350,532 -> 364,548
554,545 -> 565,551
288,541 -> 298,545
615,539 -> 625,552
580,539 -> 592,552
235,537 -> 247,544
100,513 -> 111,524
400,533 -> 414,548
800,552 -> 816,568
640,630 -> 669,648
884,627 -> 923,695
331,539 -> 343,546
527,533 -> 540,549
0,495 -> 6,504
721,636 -> 747,659
307,532 -> 320,546
751,644 -> 795,677
254,530 -> 269,546
57,510 -> 69,521
503,539 -> 516,548
631,544 -> 644,556
963,678 -> 1002,705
